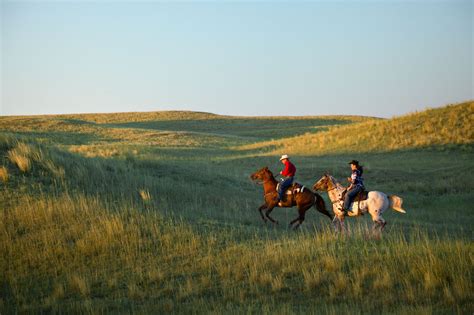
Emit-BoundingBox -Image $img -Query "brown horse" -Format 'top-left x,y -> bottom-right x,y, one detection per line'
250,167 -> 331,229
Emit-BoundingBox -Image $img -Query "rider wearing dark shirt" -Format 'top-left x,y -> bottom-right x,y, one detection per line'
343,160 -> 364,214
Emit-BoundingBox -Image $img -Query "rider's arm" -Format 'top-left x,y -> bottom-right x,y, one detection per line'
347,171 -> 357,189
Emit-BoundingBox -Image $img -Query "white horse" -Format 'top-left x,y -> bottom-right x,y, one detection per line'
312,174 -> 406,232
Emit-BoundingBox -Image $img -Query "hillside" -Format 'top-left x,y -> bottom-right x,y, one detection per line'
1,102 -> 473,313
0,111 -> 371,144
238,101 -> 474,155
0,112 -> 372,158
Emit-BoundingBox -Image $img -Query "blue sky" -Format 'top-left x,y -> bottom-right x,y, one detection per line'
1,0 -> 472,117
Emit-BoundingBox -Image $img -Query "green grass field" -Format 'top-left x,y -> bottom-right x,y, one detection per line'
1,101 -> 473,313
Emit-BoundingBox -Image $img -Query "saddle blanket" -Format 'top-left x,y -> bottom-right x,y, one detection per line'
276,183 -> 305,194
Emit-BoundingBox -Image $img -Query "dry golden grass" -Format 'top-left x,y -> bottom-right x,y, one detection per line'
0,166 -> 9,183
4,141 -> 65,179
138,189 -> 152,202
238,101 -> 474,155
7,149 -> 31,172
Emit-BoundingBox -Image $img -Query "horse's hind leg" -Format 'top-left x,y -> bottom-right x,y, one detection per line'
291,214 -> 305,230
376,217 -> 387,231
294,216 -> 305,230
291,206 -> 310,230
370,209 -> 386,232
289,217 -> 300,228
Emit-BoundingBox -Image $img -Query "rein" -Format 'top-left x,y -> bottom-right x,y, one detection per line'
262,177 -> 278,185
254,176 -> 277,186
254,173 -> 278,197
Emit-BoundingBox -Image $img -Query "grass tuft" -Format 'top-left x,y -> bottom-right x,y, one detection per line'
0,166 -> 8,183
138,189 -> 152,201
7,149 -> 31,172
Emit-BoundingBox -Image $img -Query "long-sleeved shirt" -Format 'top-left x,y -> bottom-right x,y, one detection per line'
350,169 -> 364,186
281,160 -> 296,177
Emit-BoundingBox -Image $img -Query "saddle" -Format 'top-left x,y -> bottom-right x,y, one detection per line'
276,182 -> 306,195
341,188 -> 369,203
275,183 -> 305,205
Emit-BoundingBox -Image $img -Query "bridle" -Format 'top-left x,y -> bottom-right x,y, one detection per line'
252,172 -> 278,186
323,178 -> 344,204
315,177 -> 338,192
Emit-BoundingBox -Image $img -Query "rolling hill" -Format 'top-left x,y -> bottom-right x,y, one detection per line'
238,100 -> 474,155
0,101 -> 473,313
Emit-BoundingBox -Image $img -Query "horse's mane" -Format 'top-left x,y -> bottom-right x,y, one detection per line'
264,167 -> 274,176
328,174 -> 343,189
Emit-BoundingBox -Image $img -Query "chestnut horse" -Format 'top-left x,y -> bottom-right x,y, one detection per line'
250,167 -> 331,229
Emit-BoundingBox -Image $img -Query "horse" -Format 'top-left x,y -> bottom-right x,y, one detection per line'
312,174 -> 406,232
250,167 -> 331,229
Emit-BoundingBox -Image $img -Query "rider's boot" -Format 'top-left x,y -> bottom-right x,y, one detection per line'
341,207 -> 352,216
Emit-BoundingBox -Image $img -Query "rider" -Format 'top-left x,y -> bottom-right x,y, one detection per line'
277,154 -> 296,202
342,160 -> 364,215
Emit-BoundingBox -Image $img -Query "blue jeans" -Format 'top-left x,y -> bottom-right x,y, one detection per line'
343,185 -> 363,211
278,177 -> 294,200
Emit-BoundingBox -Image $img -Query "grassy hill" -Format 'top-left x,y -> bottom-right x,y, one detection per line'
0,102 -> 473,313
238,101 -> 474,155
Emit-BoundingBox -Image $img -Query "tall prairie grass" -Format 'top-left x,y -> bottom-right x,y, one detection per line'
0,193 -> 472,313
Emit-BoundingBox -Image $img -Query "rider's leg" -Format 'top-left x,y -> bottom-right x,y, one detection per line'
278,177 -> 293,201
343,185 -> 362,213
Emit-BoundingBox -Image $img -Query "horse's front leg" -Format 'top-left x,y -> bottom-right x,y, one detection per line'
258,204 -> 268,223
340,218 -> 346,234
332,215 -> 339,232
265,206 -> 278,225
332,204 -> 344,233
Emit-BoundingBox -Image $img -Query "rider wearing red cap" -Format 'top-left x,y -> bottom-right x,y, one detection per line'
278,154 -> 296,202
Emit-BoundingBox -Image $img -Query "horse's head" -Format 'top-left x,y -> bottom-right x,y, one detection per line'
313,174 -> 331,191
250,166 -> 273,183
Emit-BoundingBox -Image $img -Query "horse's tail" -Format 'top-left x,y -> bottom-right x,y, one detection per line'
388,195 -> 406,213
313,192 -> 332,220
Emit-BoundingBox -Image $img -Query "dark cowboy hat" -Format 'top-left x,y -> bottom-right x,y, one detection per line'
348,160 -> 359,165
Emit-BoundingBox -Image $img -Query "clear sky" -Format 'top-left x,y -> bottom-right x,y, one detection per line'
1,0 -> 472,118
